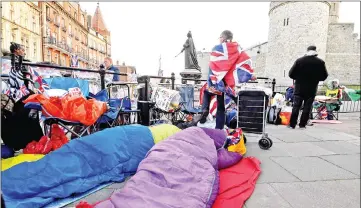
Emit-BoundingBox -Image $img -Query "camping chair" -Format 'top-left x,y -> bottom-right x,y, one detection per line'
105,82 -> 141,126
24,77 -> 95,139
176,85 -> 202,122
149,85 -> 183,125
313,90 -> 341,120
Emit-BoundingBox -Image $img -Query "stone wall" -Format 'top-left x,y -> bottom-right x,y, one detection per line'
325,23 -> 360,84
245,42 -> 268,77
266,1 -> 330,85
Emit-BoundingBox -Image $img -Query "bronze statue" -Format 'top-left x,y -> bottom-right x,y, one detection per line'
176,31 -> 201,71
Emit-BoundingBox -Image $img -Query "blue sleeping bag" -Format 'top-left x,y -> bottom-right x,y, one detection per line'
2,125 -> 154,208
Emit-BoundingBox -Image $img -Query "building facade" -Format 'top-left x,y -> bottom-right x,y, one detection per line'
39,2 -> 89,68
245,2 -> 360,85
1,2 -> 42,62
2,2 -> 111,70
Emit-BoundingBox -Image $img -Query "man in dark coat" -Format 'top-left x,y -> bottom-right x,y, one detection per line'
288,45 -> 329,129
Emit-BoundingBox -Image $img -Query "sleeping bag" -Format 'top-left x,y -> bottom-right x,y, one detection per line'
1,125 -> 154,208
87,127 -> 244,208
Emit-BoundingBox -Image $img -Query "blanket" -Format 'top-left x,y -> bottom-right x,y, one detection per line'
206,42 -> 254,97
1,125 -> 154,208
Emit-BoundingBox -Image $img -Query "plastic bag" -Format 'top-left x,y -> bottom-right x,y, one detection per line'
23,124 -> 68,154
279,106 -> 292,125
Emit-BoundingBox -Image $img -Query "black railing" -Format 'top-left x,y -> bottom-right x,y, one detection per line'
9,53 -> 127,91
274,84 -> 360,113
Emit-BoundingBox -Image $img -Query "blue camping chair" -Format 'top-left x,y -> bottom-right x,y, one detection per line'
89,90 -> 139,131
175,86 -> 202,122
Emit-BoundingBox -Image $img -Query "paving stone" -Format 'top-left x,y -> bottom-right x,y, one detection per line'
271,179 -> 360,208
347,139 -> 360,146
106,177 -> 130,189
267,126 -> 321,143
312,141 -> 360,155
245,184 -> 292,208
257,157 -> 301,183
244,134 -> 283,143
321,154 -> 360,176
271,156 -> 358,181
245,142 -> 290,158
304,129 -> 360,141
274,142 -> 335,157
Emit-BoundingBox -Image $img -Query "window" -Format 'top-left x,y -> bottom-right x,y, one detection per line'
54,54 -> 58,64
25,17 -> 28,28
333,3 -> 336,11
47,50 -> 51,61
33,41 -> 37,58
32,16 -> 36,31
74,12 -> 77,20
10,3 -> 14,21
61,18 -> 65,27
283,18 -> 289,26
69,24 -> 72,35
46,6 -> 50,17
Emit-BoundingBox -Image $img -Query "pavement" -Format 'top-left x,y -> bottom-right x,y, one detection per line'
66,112 -> 360,208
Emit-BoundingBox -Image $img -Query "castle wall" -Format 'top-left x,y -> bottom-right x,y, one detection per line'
245,42 -> 268,77
265,2 -> 331,85
325,23 -> 360,84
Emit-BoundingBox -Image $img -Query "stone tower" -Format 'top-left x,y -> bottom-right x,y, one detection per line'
265,2 -> 331,85
328,2 -> 340,24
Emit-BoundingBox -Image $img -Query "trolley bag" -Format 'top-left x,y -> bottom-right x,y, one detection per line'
237,90 -> 268,133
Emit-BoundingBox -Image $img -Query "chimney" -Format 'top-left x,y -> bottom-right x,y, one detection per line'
122,62 -> 125,66
116,60 -> 119,65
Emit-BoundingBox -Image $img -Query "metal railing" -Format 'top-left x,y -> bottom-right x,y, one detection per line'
274,84 -> 360,113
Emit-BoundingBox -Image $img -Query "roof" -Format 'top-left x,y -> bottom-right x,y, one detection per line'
91,3 -> 110,36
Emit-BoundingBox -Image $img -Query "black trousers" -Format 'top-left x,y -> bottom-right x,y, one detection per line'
201,90 -> 226,129
290,94 -> 315,127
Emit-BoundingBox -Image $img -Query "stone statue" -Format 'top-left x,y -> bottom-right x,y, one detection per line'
176,31 -> 201,71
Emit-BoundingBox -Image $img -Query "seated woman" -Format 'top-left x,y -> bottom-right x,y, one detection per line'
313,79 -> 343,120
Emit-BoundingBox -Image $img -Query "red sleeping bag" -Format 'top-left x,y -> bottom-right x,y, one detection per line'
212,157 -> 261,208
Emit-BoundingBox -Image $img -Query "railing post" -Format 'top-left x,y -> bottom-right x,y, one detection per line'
144,76 -> 149,101
171,72 -> 175,90
99,64 -> 105,90
272,78 -> 276,95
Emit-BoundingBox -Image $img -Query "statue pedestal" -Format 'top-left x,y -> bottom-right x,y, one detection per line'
180,69 -> 202,84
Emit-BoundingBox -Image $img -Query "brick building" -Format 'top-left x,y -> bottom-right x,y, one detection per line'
1,2 -> 42,62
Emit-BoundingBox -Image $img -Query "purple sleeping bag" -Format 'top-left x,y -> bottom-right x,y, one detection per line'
94,127 -> 219,208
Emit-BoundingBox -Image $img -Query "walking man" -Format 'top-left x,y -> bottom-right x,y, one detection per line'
288,46 -> 329,129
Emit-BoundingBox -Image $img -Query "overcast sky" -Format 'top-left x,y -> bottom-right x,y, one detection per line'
80,2 -> 360,76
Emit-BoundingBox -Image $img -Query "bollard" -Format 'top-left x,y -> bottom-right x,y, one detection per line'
99,64 -> 106,90
171,72 -> 175,90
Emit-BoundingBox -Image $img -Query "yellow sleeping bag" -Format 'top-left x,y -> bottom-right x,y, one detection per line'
149,124 -> 181,144
2,154 -> 45,171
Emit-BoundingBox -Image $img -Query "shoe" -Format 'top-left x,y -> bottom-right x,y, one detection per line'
287,125 -> 295,129
199,112 -> 209,124
299,126 -> 306,129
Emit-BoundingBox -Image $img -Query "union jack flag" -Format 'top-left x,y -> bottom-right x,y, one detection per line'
207,42 -> 254,97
